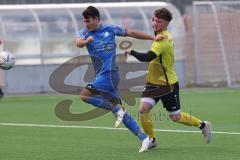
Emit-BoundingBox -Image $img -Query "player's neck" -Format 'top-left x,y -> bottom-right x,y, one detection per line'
93,23 -> 101,31
157,28 -> 167,34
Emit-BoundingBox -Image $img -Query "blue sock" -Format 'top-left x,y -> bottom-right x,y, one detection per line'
123,112 -> 147,141
85,95 -> 112,110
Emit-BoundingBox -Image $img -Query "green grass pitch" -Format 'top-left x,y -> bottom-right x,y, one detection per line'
0,88 -> 240,160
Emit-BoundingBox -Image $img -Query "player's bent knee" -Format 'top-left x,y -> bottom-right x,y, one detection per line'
139,107 -> 148,114
169,114 -> 180,122
139,103 -> 153,114
80,89 -> 92,102
139,98 -> 155,114
80,94 -> 88,102
169,112 -> 181,122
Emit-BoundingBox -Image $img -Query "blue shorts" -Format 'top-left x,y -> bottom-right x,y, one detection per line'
87,71 -> 120,102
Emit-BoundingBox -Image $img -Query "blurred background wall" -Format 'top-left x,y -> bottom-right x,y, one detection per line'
0,0 -> 236,14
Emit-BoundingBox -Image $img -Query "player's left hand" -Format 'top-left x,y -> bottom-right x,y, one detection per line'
124,50 -> 131,57
86,36 -> 94,43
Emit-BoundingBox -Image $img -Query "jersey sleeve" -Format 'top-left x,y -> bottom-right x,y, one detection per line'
111,25 -> 127,36
150,41 -> 164,56
76,29 -> 87,39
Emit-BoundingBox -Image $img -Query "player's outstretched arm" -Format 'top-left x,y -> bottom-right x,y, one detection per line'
125,50 -> 157,62
125,29 -> 155,40
125,29 -> 167,41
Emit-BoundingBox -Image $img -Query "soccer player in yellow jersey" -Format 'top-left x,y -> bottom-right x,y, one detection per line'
125,8 -> 212,149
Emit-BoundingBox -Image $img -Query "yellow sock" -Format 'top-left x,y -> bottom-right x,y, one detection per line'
140,113 -> 155,138
178,112 -> 201,127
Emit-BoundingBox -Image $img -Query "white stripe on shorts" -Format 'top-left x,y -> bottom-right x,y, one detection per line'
140,97 -> 156,106
169,109 -> 181,115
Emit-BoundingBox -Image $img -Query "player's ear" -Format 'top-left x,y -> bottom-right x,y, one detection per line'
151,16 -> 154,22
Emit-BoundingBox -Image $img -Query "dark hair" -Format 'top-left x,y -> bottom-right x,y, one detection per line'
154,8 -> 172,22
82,6 -> 100,19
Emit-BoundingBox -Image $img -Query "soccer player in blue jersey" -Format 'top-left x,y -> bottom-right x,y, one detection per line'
75,6 -> 160,152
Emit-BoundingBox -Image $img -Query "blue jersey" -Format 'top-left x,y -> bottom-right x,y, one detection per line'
77,24 -> 126,76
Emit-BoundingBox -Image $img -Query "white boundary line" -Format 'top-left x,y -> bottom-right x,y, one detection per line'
0,123 -> 240,135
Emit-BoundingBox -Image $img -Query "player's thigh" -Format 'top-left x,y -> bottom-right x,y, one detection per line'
92,72 -> 119,94
89,72 -> 121,103
160,83 -> 180,114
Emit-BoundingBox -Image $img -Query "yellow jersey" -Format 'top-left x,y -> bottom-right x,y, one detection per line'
147,30 -> 178,85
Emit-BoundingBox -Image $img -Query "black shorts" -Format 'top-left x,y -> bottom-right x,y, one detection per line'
141,82 -> 180,112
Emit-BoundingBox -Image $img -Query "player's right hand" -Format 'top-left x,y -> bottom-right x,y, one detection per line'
86,36 -> 94,43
